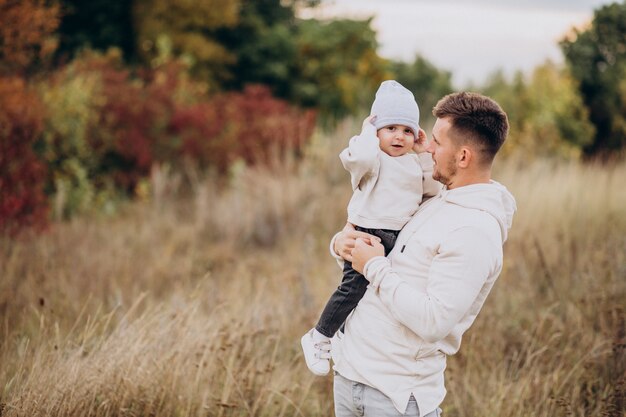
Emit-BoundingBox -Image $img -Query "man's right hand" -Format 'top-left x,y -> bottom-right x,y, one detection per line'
334,223 -> 381,262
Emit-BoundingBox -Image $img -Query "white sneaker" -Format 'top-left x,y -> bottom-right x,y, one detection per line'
300,328 -> 331,376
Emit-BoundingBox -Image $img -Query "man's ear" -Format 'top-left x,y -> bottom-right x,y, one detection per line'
457,146 -> 472,168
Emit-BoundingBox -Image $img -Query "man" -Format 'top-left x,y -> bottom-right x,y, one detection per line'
328,92 -> 516,417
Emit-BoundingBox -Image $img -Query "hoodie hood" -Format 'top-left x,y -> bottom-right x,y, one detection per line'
441,180 -> 516,242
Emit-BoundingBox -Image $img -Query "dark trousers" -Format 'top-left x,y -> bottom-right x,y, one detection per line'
315,226 -> 399,338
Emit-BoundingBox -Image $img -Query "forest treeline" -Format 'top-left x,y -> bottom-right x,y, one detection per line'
1,0 -> 625,234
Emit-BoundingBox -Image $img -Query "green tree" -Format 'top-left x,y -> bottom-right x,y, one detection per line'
133,0 -> 240,86
560,1 -> 626,158
527,63 -> 594,151
481,70 -> 528,147
215,0 -> 299,97
480,63 -> 594,158
390,55 -> 453,128
213,3 -> 389,118
292,18 -> 390,119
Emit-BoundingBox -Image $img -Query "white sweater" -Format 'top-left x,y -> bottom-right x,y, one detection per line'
339,123 -> 441,230
331,181 -> 516,415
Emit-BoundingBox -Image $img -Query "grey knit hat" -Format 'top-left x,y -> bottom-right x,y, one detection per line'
370,80 -> 420,136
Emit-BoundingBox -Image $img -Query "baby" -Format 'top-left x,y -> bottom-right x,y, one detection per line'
301,80 -> 441,375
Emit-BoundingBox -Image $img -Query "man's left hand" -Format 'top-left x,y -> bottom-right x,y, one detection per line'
351,238 -> 385,275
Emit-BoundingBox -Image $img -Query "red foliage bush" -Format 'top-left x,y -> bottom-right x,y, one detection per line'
1,51 -> 317,235
172,85 -> 317,173
77,54 -> 316,185
0,76 -> 49,235
71,54 -> 159,192
70,54 -> 183,192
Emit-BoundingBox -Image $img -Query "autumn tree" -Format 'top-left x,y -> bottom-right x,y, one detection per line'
50,0 -> 393,119
0,0 -> 60,233
0,0 -> 60,75
561,1 -> 626,158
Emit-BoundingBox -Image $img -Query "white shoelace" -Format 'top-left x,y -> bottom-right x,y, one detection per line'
314,341 -> 331,360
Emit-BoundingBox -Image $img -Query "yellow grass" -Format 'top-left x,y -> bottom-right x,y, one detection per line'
1,123 -> 625,416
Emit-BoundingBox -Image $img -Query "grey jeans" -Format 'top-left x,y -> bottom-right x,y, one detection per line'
334,373 -> 442,417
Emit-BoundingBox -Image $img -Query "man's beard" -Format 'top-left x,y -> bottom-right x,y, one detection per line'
432,158 -> 457,187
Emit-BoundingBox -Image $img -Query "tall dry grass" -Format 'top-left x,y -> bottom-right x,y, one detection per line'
1,122 -> 625,417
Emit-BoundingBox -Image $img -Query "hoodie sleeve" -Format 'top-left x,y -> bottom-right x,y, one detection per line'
339,123 -> 381,191
329,232 -> 345,269
363,225 -> 501,343
417,152 -> 442,199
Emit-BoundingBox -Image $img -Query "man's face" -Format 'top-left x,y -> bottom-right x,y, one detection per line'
376,124 -> 415,157
426,117 -> 458,187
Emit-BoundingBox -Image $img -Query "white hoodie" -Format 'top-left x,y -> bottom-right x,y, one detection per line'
340,123 -> 441,230
331,181 -> 516,415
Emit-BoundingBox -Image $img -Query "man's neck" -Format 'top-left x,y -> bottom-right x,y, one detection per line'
447,170 -> 491,189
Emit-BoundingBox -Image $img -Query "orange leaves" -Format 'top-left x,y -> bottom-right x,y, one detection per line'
0,0 -> 60,74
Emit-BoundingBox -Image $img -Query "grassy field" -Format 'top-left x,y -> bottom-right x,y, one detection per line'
1,122 -> 625,417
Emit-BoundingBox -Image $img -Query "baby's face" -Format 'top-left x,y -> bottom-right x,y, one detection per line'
377,124 -> 415,157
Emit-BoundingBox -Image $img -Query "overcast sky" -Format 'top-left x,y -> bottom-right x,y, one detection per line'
302,0 -> 615,87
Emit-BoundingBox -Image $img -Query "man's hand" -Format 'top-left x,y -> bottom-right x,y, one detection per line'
351,238 -> 385,274
412,128 -> 428,153
362,115 -> 377,131
334,223 -> 380,262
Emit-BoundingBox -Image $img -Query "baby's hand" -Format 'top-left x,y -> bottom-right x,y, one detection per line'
362,115 -> 377,131
412,128 -> 428,153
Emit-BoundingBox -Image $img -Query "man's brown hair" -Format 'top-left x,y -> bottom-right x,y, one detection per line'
433,92 -> 508,164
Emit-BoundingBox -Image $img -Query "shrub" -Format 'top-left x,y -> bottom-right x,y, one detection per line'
74,51 -> 161,193
38,63 -> 104,218
2,49 -> 318,235
71,52 -> 317,183
0,77 -> 49,234
61,51 -> 186,194
171,85 -> 317,173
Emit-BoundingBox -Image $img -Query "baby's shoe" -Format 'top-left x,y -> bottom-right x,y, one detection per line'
300,328 -> 331,376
